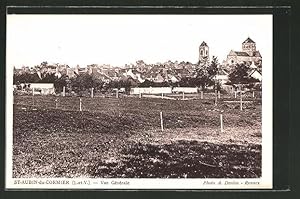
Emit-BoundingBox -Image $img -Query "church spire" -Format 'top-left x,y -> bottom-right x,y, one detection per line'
199,41 -> 210,66
243,37 -> 255,44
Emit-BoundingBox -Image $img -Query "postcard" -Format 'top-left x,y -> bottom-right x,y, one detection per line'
6,13 -> 273,189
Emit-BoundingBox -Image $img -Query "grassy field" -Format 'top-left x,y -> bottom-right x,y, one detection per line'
13,95 -> 262,178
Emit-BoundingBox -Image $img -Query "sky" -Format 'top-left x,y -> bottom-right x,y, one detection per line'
7,14 -> 272,68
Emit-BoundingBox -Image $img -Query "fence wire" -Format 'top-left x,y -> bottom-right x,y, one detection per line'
13,92 -> 262,132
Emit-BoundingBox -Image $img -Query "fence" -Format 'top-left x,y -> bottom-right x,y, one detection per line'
13,91 -> 262,134
15,84 -> 262,102
14,88 -> 262,104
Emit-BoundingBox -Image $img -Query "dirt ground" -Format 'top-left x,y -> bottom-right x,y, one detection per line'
12,95 -> 261,178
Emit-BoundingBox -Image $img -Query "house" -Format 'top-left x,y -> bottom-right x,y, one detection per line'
215,68 -> 229,85
154,73 -> 165,83
66,68 -> 77,78
174,68 -> 191,79
130,87 -> 172,95
168,74 -> 179,83
144,67 -> 161,82
172,87 -> 198,93
123,68 -> 145,83
248,68 -> 262,81
93,69 -> 113,83
29,83 -> 55,95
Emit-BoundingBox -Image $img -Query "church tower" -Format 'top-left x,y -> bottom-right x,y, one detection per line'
242,37 -> 256,56
199,41 -> 210,66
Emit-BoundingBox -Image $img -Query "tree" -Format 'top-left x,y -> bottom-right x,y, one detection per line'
54,74 -> 68,93
38,73 -> 56,83
155,81 -> 171,87
71,74 -> 104,95
139,79 -> 155,87
194,67 -> 210,90
120,79 -> 133,93
228,62 -> 259,85
106,79 -> 133,94
177,77 -> 195,87
194,56 -> 219,90
208,56 -> 218,78
71,74 -> 91,94
13,73 -> 40,84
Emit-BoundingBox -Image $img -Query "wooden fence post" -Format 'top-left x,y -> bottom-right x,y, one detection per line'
63,86 -> 66,97
161,93 -> 164,99
182,92 -> 185,100
32,88 -> 35,106
139,92 -> 142,98
201,91 -> 203,99
240,92 -> 243,111
116,89 -> 119,98
218,90 -> 221,99
220,114 -> 224,133
79,98 -> 82,111
160,111 -> 164,131
234,91 -> 237,99
252,91 -> 255,98
91,88 -> 94,98
215,90 -> 217,105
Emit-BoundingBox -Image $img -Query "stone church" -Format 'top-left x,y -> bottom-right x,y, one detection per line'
223,37 -> 262,68
197,37 -> 262,84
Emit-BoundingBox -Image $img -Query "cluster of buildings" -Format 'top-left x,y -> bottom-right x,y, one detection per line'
14,61 -> 198,85
14,37 -> 262,88
198,37 -> 262,84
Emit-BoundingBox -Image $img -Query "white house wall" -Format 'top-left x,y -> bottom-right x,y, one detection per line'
172,87 -> 198,93
130,87 -> 172,94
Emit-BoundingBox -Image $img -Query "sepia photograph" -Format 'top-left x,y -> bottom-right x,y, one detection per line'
5,14 -> 273,189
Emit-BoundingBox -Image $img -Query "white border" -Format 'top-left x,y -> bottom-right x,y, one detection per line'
5,14 -> 273,190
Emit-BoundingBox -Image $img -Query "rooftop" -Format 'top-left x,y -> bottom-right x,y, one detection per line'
200,41 -> 208,47
234,51 -> 250,56
242,37 -> 255,44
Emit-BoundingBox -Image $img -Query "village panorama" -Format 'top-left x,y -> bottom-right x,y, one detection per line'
13,37 -> 262,95
12,37 -> 263,181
